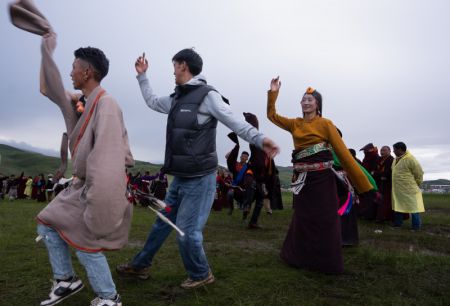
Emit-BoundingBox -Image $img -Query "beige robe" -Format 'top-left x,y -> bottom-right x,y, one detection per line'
10,0 -> 135,251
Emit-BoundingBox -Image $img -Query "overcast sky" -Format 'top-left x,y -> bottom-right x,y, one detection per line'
1,0 -> 449,180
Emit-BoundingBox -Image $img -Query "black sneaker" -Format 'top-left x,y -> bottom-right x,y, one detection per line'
40,276 -> 84,306
248,223 -> 262,229
90,294 -> 122,306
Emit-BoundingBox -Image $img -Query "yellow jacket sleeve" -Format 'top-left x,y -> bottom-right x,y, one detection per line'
326,120 -> 373,193
267,90 -> 295,132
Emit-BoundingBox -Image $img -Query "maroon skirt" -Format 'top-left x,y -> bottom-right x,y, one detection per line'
280,151 -> 343,274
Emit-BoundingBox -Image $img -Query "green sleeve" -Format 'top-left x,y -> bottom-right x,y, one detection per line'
332,149 -> 378,191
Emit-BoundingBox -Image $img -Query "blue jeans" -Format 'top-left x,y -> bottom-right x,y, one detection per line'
393,212 -> 421,230
37,224 -> 117,299
131,172 -> 216,280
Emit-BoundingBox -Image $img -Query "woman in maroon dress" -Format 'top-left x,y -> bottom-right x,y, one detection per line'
267,78 -> 374,273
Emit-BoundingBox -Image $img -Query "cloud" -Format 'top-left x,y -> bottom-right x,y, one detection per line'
409,145 -> 450,180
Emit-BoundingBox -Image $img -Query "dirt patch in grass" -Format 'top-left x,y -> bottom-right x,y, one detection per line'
422,224 -> 450,238
362,238 -> 450,256
205,238 -> 278,253
156,285 -> 186,304
427,208 -> 450,212
128,238 -> 278,254
126,240 -> 145,248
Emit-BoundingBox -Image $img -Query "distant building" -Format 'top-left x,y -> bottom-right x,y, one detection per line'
423,184 -> 450,194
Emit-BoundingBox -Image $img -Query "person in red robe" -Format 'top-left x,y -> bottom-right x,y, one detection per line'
212,169 -> 229,211
36,174 -> 47,202
358,143 -> 380,220
17,172 -> 27,199
373,146 -> 395,222
31,175 -> 39,200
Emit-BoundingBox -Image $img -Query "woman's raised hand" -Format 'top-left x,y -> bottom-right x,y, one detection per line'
135,52 -> 149,74
270,76 -> 281,92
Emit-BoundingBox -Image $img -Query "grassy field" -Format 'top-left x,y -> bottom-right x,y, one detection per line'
0,193 -> 449,306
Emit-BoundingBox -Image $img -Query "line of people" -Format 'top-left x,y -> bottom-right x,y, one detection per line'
357,142 -> 425,230
0,173 -> 54,202
213,164 -> 284,217
126,169 -> 169,205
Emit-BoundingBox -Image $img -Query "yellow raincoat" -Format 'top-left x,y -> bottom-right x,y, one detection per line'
24,178 -> 33,198
392,151 -> 424,213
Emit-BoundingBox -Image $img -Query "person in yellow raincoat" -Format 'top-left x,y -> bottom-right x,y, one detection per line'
392,142 -> 424,230
24,176 -> 33,199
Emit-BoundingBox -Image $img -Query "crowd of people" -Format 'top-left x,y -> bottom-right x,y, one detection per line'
6,2 -> 426,305
356,142 -> 425,230
126,169 -> 169,204
216,112 -> 285,228
212,164 -> 283,217
0,173 -> 55,202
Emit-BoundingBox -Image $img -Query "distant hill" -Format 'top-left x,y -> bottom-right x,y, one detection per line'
0,144 -> 161,177
275,165 -> 294,188
422,179 -> 450,187
0,144 -> 63,177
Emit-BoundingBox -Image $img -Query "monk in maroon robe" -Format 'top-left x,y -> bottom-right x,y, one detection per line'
373,146 -> 394,222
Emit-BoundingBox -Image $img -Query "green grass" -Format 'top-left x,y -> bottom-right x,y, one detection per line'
1,194 -> 449,305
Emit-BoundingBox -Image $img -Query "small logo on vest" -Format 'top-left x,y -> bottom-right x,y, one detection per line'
180,109 -> 191,112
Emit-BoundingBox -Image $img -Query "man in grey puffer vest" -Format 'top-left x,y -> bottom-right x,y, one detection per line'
117,48 -> 279,289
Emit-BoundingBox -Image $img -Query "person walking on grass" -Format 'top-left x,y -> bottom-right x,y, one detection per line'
116,48 -> 279,289
226,135 -> 251,215
391,142 -> 425,231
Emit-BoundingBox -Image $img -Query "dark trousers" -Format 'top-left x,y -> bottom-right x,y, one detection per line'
242,181 -> 265,225
394,212 -> 421,230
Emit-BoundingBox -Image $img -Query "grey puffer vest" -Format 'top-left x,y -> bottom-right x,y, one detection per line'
163,84 -> 227,177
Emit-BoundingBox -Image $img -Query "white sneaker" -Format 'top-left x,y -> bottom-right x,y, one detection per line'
40,276 -> 84,306
90,294 -> 122,306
